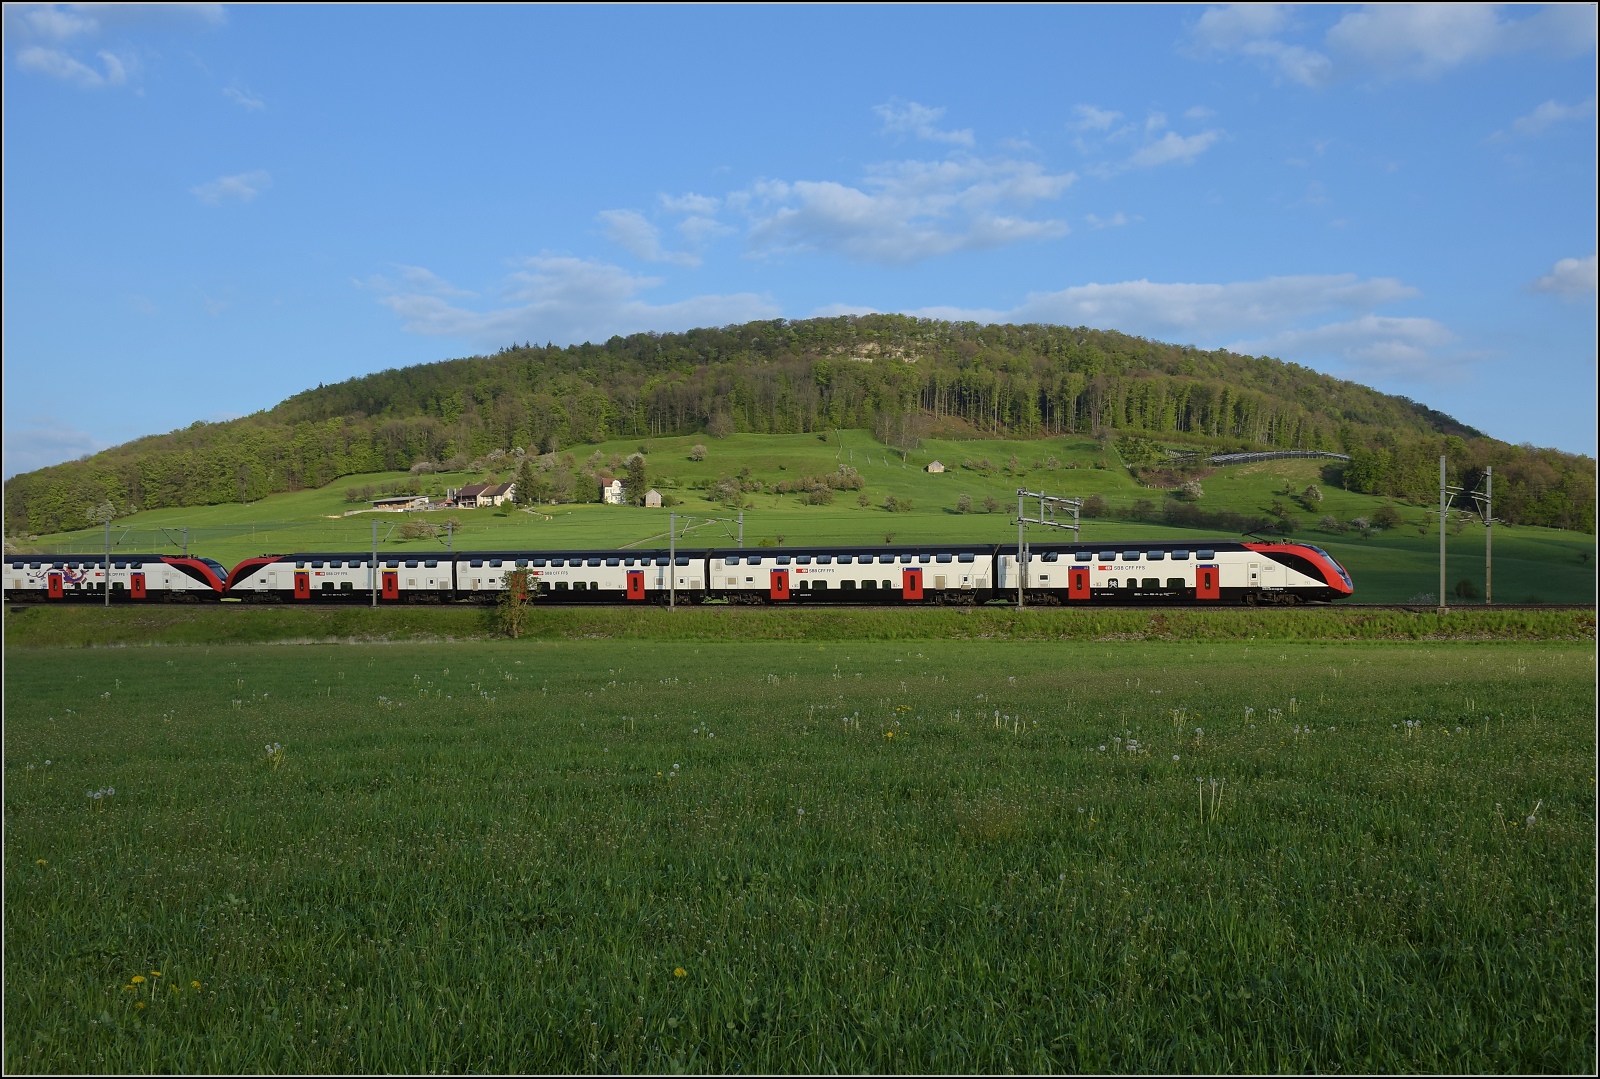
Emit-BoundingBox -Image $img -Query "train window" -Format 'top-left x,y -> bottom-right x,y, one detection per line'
816,555 -> 832,564
555,581 -> 569,590
653,557 -> 668,566
532,558 -> 547,567
296,561 -> 307,569
879,554 -> 895,564
311,561 -> 324,569
470,559 -> 484,568
836,555 -> 852,564
588,558 -> 603,567
900,554 -> 914,563
130,561 -> 143,569
796,555 -> 812,565
1122,551 -> 1141,561
1040,552 -> 1057,562
426,560 -> 439,568
919,554 -> 932,563
573,581 -> 586,590
67,562 -> 80,569
1141,578 -> 1159,589
862,579 -> 877,589
405,561 -> 419,569
1146,551 -> 1165,561
516,559 -> 528,568
959,553 -> 975,563
674,557 -> 689,566
1074,551 -> 1092,562
813,580 -> 828,590
936,553 -> 953,563
1172,550 -> 1190,560
842,580 -> 856,589
1198,550 -> 1215,560
1099,551 -> 1116,561
113,562 -> 126,570
776,556 -> 791,565
1167,578 -> 1186,590
386,560 -> 400,568
489,560 -> 503,568
605,558 -> 620,567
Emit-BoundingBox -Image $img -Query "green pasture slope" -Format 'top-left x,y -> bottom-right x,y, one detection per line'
23,430 -> 1597,603
4,627 -> 1595,1071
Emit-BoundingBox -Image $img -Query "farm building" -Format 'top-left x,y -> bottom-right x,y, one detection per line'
925,460 -> 945,473
452,482 -> 516,508
644,489 -> 662,508
369,495 -> 431,511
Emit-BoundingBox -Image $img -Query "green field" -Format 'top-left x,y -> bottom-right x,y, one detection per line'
4,633 -> 1594,1072
20,431 -> 1597,605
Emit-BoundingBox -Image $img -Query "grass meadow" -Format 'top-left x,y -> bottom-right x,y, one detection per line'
4,636 -> 1595,1073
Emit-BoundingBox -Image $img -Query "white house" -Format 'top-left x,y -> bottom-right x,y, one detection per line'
453,482 -> 516,508
925,460 -> 945,473
599,475 -> 625,505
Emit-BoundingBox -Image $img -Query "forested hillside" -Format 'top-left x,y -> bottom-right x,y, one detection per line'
6,315 -> 1593,535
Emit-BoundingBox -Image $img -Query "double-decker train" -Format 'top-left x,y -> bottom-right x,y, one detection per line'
6,539 -> 1353,606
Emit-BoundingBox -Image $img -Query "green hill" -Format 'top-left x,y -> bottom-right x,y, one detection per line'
5,315 -> 1593,540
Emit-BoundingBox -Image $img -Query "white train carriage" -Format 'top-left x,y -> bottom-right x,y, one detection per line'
516,549 -> 703,603
5,554 -> 228,601
995,540 -> 1351,604
226,553 -> 454,602
708,545 -> 994,604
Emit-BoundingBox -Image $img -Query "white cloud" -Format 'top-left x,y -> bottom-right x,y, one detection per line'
659,192 -> 719,216
873,101 -> 974,147
21,5 -> 98,40
190,170 -> 271,205
912,273 -> 1416,337
3,415 -> 106,478
375,255 -> 780,347
1084,212 -> 1131,229
1531,255 -> 1598,300
223,85 -> 265,110
1193,2 -> 1596,86
1509,98 -> 1595,137
597,209 -> 700,266
740,156 -> 1075,265
1231,315 -> 1458,381
1068,104 -> 1122,132
1126,130 -> 1221,169
811,303 -> 881,318
16,45 -> 128,87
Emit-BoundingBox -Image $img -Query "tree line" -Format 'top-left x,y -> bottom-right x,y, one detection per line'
5,315 -> 1591,536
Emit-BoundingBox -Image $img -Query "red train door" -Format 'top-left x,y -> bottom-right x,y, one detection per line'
1068,566 -> 1090,601
47,572 -> 63,599
381,571 -> 400,600
293,571 -> 311,600
769,568 -> 790,600
130,573 -> 146,599
1196,565 -> 1220,600
626,570 -> 645,601
902,567 -> 924,600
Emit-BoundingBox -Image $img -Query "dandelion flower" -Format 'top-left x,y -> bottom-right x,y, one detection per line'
674,967 -> 687,978
36,859 -> 46,866
134,1001 -> 146,1010
150,971 -> 161,977
131,975 -> 145,984
191,981 -> 202,989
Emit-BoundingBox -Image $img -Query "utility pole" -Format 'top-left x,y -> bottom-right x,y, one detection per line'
737,512 -> 744,549
1484,466 -> 1493,605
669,512 -> 676,609
1437,457 -> 1466,614
104,519 -> 111,608
448,520 -> 455,601
1016,490 -> 1026,609
371,519 -> 378,608
182,527 -> 189,558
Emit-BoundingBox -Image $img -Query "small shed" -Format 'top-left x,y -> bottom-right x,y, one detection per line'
924,460 -> 945,473
644,489 -> 662,508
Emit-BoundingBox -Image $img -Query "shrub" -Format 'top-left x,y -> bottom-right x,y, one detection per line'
956,493 -> 972,514
1373,503 -> 1404,530
982,495 -> 1002,514
706,414 -> 734,439
1318,514 -> 1342,531
1274,514 -> 1302,534
1454,577 -> 1479,599
1176,479 -> 1204,502
857,492 -> 871,508
689,444 -> 707,462
803,488 -> 835,506
1081,494 -> 1108,518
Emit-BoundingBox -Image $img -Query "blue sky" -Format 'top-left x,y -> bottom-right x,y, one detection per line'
3,3 -> 1595,476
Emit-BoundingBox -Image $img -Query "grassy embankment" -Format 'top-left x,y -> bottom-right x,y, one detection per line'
5,637 -> 1595,1072
2,602 -> 1593,648
21,430 -> 1597,604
